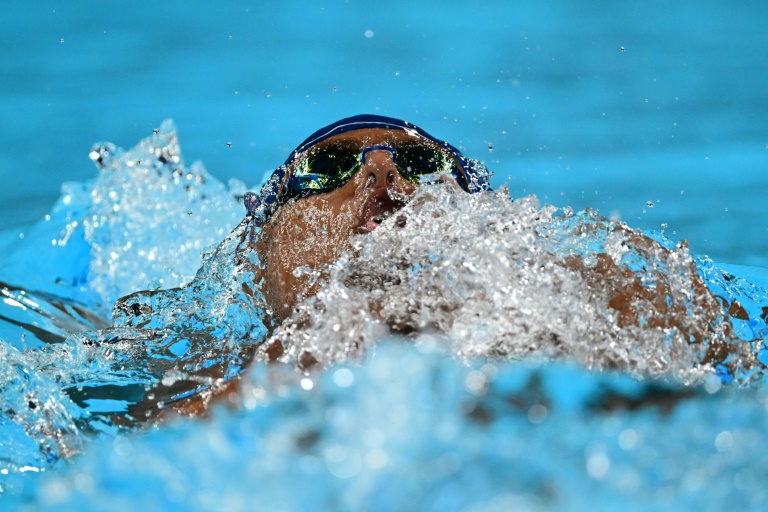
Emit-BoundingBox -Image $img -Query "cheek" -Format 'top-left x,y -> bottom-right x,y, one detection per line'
272,202 -> 355,265
263,200 -> 358,315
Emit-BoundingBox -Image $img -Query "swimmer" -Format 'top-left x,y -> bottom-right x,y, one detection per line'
247,114 -> 490,321
245,115 -> 738,368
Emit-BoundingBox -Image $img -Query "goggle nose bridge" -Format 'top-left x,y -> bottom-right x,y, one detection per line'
360,144 -> 397,165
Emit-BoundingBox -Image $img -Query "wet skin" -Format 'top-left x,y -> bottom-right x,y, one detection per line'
258,128 -> 463,321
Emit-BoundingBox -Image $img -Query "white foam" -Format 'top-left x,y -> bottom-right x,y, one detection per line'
272,184 -> 751,382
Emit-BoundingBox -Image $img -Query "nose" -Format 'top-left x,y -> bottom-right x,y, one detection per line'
359,146 -> 398,190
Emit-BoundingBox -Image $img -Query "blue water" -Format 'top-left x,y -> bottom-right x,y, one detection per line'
2,1 -> 768,510
2,1 -> 767,264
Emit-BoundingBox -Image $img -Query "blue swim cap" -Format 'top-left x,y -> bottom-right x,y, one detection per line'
248,114 -> 491,225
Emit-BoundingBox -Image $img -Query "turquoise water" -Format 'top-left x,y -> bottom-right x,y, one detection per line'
2,1 -> 768,510
2,1 -> 767,263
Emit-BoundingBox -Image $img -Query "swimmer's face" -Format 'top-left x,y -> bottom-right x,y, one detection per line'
259,128 -> 460,320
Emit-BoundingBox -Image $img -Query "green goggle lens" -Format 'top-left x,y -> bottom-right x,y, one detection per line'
287,143 -> 457,198
291,148 -> 360,192
396,145 -> 455,179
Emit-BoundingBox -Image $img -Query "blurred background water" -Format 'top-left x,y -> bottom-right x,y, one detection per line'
1,0 -> 766,264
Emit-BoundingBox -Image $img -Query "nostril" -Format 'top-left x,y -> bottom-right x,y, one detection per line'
366,173 -> 376,188
386,170 -> 395,185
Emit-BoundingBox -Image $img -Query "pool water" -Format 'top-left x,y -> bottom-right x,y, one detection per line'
2,1 -> 768,510
4,1 -> 768,264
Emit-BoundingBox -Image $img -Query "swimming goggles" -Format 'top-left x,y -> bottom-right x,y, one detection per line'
247,114 -> 492,225
284,141 -> 464,201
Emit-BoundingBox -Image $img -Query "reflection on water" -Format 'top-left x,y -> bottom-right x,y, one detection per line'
1,125 -> 768,508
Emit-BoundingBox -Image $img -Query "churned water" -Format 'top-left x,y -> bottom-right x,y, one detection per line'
1,124 -> 768,510
2,1 -> 768,510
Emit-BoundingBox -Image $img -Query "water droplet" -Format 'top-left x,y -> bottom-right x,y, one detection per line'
715,431 -> 734,452
527,404 -> 548,424
464,371 -> 487,395
333,368 -> 354,388
618,429 -> 639,450
364,29 -> 374,38
113,436 -> 133,457
704,374 -> 722,394
365,449 -> 389,469
586,452 -> 610,479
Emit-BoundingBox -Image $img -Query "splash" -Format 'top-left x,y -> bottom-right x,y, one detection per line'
0,122 -> 266,478
1,123 -> 767,504
85,120 -> 246,304
0,120 -> 243,306
7,344 -> 768,510
271,184 -> 756,383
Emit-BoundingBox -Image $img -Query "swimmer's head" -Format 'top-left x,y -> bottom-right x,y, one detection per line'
254,114 -> 491,320
251,114 -> 491,225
